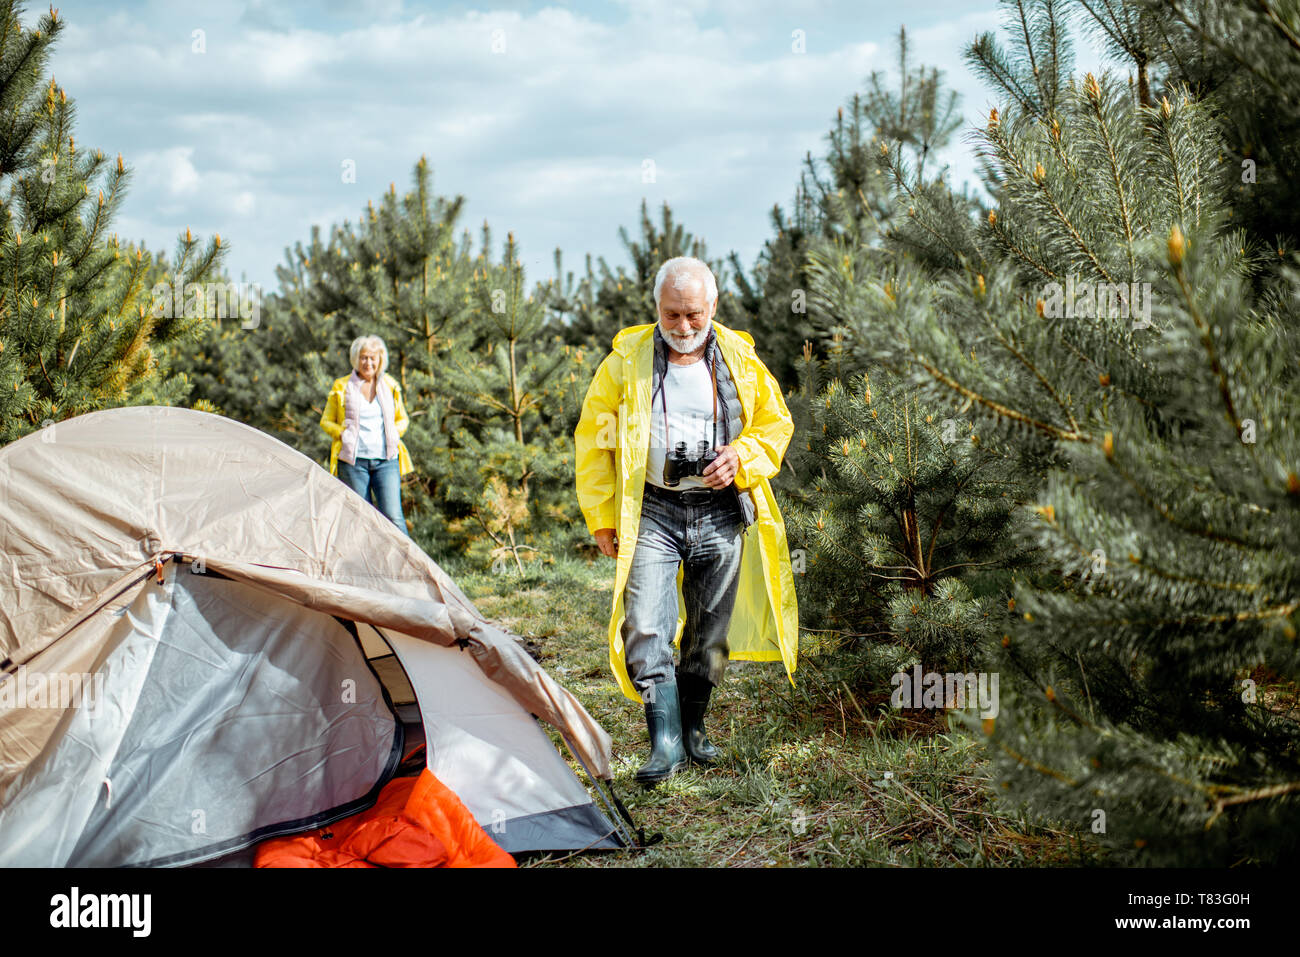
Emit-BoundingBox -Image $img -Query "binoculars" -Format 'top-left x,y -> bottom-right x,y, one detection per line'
662,440 -> 717,487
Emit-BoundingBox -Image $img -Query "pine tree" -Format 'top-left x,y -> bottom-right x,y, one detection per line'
782,345 -> 1032,673
172,159 -> 594,560
848,0 -> 1300,863
732,26 -> 966,390
728,186 -> 821,389
438,227 -> 584,566
171,159 -> 478,545
317,162 -> 480,546
0,2 -> 223,443
1091,0 -> 1300,241
558,198 -> 743,348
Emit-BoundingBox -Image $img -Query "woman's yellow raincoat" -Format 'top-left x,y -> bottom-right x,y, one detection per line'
320,373 -> 415,478
574,321 -> 799,702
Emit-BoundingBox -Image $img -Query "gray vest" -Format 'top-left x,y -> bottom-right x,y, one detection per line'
651,326 -> 756,526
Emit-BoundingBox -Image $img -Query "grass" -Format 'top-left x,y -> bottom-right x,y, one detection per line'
445,552 -> 1099,867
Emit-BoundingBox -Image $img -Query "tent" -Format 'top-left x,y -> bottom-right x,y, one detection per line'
0,406 -> 631,866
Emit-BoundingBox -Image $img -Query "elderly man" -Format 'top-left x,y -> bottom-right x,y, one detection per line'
574,256 -> 799,786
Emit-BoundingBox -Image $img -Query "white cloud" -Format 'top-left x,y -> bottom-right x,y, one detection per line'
45,1 -> 1020,290
132,146 -> 202,196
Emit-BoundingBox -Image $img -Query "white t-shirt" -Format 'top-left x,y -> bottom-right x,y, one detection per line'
646,358 -> 717,489
355,394 -> 387,459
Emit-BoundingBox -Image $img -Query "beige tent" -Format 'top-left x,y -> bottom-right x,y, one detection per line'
0,406 -> 628,865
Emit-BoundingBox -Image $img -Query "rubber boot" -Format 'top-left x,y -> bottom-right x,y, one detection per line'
634,678 -> 688,787
678,671 -> 720,765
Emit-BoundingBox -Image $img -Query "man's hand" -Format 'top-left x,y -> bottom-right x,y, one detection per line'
702,445 -> 740,489
594,528 -> 618,558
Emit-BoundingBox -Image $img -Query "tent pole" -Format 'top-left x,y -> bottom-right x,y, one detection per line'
559,730 -> 654,850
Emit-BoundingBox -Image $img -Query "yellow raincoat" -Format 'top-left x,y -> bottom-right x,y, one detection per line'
574,321 -> 799,702
320,373 -> 415,478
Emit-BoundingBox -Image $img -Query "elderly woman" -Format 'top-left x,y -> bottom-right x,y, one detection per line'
320,335 -> 414,534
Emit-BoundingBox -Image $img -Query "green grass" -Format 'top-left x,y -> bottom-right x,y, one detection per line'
446,553 -> 1100,867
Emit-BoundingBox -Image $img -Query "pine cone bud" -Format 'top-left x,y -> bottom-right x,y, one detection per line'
1103,431 -> 1114,459
1168,225 -> 1186,266
1036,298 -> 1045,317
1033,163 -> 1046,183
1084,73 -> 1100,102
1099,373 -> 1110,386
988,108 -> 998,131
988,210 -> 997,226
976,274 -> 986,296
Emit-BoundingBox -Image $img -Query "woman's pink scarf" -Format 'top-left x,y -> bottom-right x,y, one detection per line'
339,370 -> 399,465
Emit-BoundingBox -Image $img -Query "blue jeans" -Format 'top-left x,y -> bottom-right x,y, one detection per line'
621,485 -> 745,696
338,456 -> 408,535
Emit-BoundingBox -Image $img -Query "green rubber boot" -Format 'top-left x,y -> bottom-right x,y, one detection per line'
678,671 -> 720,765
635,678 -> 688,787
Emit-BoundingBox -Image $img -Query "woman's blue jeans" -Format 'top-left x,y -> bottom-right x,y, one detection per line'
337,456 -> 408,535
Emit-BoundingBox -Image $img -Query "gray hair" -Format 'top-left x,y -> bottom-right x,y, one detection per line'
653,257 -> 718,310
349,335 -> 388,377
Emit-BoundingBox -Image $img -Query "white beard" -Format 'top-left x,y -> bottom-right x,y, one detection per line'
664,320 -> 711,355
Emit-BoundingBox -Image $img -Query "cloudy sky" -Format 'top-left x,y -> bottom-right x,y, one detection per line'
34,0 -> 1107,294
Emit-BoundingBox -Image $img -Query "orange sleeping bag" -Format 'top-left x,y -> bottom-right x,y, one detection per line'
254,769 -> 516,868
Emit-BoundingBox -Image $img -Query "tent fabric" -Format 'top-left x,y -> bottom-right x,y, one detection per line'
0,406 -> 611,778
374,625 -> 623,853
254,769 -> 516,868
0,406 -> 626,863
0,563 -> 402,867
